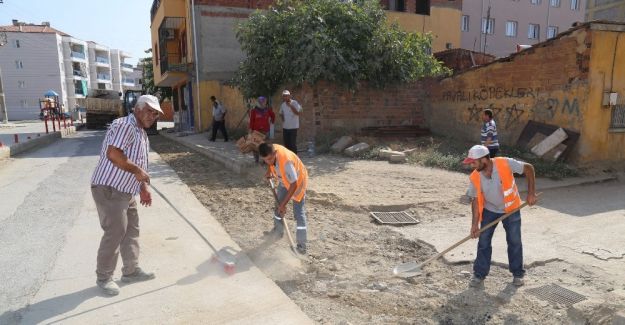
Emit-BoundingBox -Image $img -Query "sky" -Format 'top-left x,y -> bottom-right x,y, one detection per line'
0,0 -> 153,65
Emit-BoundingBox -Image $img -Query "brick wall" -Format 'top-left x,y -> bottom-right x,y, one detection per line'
280,81 -> 427,141
427,26 -> 592,148
194,0 -> 272,9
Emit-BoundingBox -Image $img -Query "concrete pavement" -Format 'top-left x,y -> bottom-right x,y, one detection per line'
0,130 -> 312,324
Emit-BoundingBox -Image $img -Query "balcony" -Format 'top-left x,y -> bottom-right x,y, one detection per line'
96,56 -> 110,64
122,78 -> 135,86
121,63 -> 133,72
97,73 -> 111,82
71,51 -> 86,60
72,70 -> 87,78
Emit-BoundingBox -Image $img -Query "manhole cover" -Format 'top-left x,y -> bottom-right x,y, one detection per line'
527,284 -> 587,306
370,211 -> 419,225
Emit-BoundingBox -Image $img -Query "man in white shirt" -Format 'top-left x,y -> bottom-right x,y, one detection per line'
210,96 -> 228,142
279,90 -> 302,154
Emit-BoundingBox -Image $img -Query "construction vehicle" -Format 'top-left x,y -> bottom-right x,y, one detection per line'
80,89 -> 157,134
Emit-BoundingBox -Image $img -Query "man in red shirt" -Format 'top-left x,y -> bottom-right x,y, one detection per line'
249,96 -> 275,163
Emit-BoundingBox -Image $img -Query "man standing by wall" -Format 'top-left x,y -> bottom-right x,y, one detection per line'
481,109 -> 499,157
90,95 -> 162,296
463,145 -> 537,288
210,95 -> 228,142
259,142 -> 308,254
279,90 -> 302,154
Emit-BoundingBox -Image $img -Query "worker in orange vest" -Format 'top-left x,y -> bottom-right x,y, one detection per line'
463,145 -> 537,288
259,142 -> 309,254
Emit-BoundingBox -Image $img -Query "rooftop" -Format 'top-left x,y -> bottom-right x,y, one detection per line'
0,19 -> 70,36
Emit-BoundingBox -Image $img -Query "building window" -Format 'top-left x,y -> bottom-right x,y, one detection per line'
461,15 -> 470,32
506,21 -> 518,37
15,60 -> 23,69
611,105 -> 625,129
547,26 -> 559,38
416,0 -> 431,15
387,0 -> 406,11
528,24 -> 540,39
12,39 -> 20,48
482,18 -> 495,35
20,99 -> 28,108
531,0 -> 541,4
550,0 -> 560,7
18,81 -> 25,88
570,0 -> 579,10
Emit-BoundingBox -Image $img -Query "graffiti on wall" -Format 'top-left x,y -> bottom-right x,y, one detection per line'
443,87 -> 539,102
533,97 -> 580,120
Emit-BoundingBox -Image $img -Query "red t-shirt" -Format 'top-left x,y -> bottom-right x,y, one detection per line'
249,106 -> 275,133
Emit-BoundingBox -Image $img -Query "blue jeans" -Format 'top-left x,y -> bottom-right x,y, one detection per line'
273,185 -> 307,247
473,209 -> 525,279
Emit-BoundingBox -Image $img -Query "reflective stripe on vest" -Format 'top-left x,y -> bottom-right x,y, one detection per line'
469,157 -> 522,222
270,144 -> 308,202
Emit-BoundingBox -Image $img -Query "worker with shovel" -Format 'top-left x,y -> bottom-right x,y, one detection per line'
259,142 -> 308,254
463,145 -> 537,288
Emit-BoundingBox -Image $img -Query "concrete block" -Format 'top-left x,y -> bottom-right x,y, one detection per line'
531,128 -> 568,157
344,142 -> 370,157
379,149 -> 403,159
389,153 -> 407,164
330,136 -> 353,153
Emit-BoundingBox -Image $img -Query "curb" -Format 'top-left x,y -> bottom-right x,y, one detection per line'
159,132 -> 256,174
0,126 -> 76,160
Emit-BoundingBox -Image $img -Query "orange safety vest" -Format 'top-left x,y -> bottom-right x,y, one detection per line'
270,144 -> 308,202
470,157 -> 522,223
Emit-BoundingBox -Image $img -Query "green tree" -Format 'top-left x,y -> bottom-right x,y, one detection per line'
140,51 -> 172,100
234,0 -> 450,98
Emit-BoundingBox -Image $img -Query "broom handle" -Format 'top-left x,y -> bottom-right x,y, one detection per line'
417,196 -> 538,269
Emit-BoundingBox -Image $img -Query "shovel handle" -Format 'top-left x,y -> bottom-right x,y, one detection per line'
417,194 -> 541,269
268,179 -> 298,253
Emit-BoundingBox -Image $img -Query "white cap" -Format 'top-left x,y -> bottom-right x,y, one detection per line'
137,95 -> 163,114
282,90 -> 291,96
463,145 -> 490,164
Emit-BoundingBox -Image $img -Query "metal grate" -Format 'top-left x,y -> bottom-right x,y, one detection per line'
527,284 -> 587,306
610,104 -> 625,129
370,211 -> 419,225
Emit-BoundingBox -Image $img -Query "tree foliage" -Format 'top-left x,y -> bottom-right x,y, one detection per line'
140,53 -> 172,101
234,0 -> 450,98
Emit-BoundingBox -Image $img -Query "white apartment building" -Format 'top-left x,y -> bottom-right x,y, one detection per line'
0,20 -> 136,121
461,0 -> 586,58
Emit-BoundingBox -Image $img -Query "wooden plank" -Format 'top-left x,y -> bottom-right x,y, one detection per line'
531,128 -> 568,157
543,143 -> 567,162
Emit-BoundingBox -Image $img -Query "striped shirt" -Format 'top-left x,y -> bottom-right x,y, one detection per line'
481,120 -> 499,149
91,114 -> 149,195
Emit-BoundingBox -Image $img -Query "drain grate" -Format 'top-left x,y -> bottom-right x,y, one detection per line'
370,211 -> 419,225
527,284 -> 587,306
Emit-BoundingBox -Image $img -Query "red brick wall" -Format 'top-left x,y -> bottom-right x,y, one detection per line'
427,27 -> 592,146
279,81 -> 428,141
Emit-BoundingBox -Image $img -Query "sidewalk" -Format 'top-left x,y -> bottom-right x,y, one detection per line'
16,151 -> 312,324
160,130 -> 257,174
0,121 -> 78,159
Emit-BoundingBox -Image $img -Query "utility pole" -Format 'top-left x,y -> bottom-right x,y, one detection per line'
0,30 -> 8,123
483,5 -> 491,54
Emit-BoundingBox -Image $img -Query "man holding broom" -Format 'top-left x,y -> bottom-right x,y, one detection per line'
258,142 -> 308,255
463,145 -> 537,288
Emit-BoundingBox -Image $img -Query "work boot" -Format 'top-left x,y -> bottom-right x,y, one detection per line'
513,276 -> 525,287
469,275 -> 484,288
121,267 -> 155,283
96,278 -> 120,296
296,244 -> 307,255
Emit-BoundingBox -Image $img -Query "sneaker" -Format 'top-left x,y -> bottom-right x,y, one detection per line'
513,276 -> 525,287
96,279 -> 120,296
296,244 -> 307,255
469,276 -> 484,288
121,267 -> 155,283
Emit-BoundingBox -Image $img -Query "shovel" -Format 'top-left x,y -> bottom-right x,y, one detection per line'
150,184 -> 238,275
393,196 -> 539,278
268,178 -> 299,255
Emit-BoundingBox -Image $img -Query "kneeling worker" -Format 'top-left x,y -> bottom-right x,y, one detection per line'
463,145 -> 537,288
259,142 -> 308,254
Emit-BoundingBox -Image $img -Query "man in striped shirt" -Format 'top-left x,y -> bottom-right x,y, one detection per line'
481,109 -> 499,158
91,95 -> 162,296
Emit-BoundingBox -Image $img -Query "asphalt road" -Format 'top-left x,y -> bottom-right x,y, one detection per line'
0,131 -> 104,323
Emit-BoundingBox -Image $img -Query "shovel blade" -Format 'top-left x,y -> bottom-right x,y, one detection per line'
392,261 -> 422,278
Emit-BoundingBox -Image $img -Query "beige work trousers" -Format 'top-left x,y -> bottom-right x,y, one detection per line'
91,185 -> 140,281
